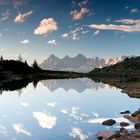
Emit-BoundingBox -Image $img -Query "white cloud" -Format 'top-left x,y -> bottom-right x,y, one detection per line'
0,0 -> 24,8
130,8 -> 139,14
80,113 -> 88,117
48,39 -> 57,46
71,32 -> 79,40
34,18 -> 58,35
63,26 -> 88,40
82,0 -> 88,5
125,6 -> 129,9
78,0 -> 88,7
92,112 -> 99,118
70,27 -> 83,40
1,10 -> 10,21
71,8 -> 89,20
93,30 -> 99,36
81,30 -> 89,34
115,19 -> 140,25
62,26 -> 89,40
89,23 -> 140,32
21,39 -> 30,44
0,124 -> 7,136
46,102 -> 56,107
20,102 -> 29,107
62,33 -> 69,38
69,127 -> 88,140
13,0 -> 23,8
14,10 -> 33,23
13,123 -> 32,136
71,0 -> 76,7
86,117 -> 129,124
61,107 -> 82,121
33,112 -> 57,129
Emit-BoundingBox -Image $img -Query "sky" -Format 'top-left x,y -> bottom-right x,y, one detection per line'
0,0 -> 140,63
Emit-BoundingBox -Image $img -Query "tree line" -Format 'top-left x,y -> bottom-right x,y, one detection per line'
0,54 -> 42,74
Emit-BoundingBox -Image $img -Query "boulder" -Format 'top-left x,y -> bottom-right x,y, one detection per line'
102,119 -> 116,126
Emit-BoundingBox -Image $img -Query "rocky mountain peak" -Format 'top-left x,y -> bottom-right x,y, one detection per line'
40,54 -> 128,72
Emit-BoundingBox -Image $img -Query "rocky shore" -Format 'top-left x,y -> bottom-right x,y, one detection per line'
88,77 -> 140,102
96,108 -> 140,140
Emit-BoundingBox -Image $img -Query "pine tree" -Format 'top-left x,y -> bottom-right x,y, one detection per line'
0,55 -> 3,61
32,59 -> 39,69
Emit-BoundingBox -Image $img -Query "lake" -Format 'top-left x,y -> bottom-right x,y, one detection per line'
0,78 -> 139,140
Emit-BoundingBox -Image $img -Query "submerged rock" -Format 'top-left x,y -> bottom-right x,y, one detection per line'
102,119 -> 116,126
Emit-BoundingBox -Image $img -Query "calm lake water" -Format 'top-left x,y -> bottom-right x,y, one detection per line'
0,78 -> 139,140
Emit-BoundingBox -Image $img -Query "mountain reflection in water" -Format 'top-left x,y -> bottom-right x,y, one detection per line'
41,78 -> 114,93
0,78 -> 140,99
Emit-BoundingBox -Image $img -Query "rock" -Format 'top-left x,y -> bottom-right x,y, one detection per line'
96,136 -> 103,140
132,109 -> 140,117
124,115 -> 135,122
120,111 -> 130,114
102,119 -> 116,126
96,131 -> 118,139
132,130 -> 140,138
132,111 -> 139,117
120,135 -> 137,140
120,122 -> 130,127
135,123 -> 140,130
120,128 -> 129,135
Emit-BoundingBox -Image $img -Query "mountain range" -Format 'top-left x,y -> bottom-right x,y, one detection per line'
40,54 -> 130,72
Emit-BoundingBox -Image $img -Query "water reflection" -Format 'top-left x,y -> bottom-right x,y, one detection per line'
0,80 -> 30,93
33,112 -> 57,129
41,78 -> 114,93
0,78 -> 139,140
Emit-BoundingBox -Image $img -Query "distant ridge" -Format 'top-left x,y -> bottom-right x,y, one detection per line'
40,54 -> 134,72
89,56 -> 140,75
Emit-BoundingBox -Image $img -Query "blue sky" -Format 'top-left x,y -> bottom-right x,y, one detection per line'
0,0 -> 140,63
